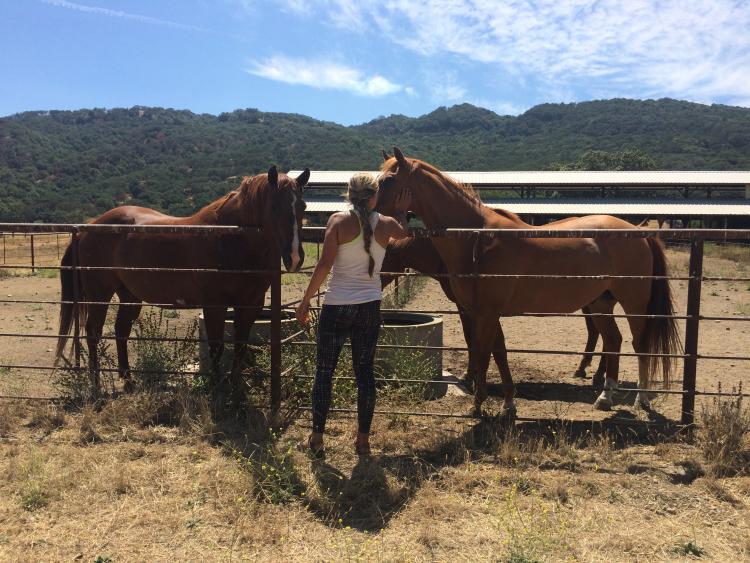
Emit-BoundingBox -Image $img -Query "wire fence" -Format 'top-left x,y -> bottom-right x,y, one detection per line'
1,222 -> 750,427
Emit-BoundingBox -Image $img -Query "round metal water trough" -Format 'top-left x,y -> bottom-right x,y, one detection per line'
376,312 -> 445,399
198,309 -> 296,374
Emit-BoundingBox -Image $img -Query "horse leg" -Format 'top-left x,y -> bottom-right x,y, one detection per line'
114,287 -> 142,392
470,314 -> 499,417
491,320 -> 516,414
202,306 -> 228,385
457,309 -> 475,391
230,302 -> 263,402
85,303 -> 110,397
612,278 -> 658,412
589,296 -> 622,411
574,305 -> 599,379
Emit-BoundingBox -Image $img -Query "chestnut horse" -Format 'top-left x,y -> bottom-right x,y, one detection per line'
55,167 -> 310,396
376,148 -> 680,416
381,236 -> 607,386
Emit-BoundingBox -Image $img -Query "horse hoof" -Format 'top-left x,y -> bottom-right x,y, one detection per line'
469,406 -> 484,419
460,377 -> 475,393
593,397 -> 612,411
500,404 -> 517,419
573,368 -> 587,379
592,375 -> 605,390
635,393 -> 653,412
123,380 -> 135,394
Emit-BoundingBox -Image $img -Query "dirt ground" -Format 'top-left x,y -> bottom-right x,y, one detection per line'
0,241 -> 749,561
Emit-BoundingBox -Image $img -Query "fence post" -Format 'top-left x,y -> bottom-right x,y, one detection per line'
316,239 -> 321,308
2,233 -> 5,264
470,231 -> 481,392
681,237 -> 704,426
30,234 -> 35,273
270,255 -> 282,416
71,229 -> 82,371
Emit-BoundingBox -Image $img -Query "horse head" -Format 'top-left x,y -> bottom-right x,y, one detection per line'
239,166 -> 310,273
376,146 -> 415,217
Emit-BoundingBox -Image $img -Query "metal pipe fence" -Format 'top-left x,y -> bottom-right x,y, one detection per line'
2,223 -> 750,427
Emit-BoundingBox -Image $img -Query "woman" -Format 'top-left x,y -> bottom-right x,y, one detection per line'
296,172 -> 411,456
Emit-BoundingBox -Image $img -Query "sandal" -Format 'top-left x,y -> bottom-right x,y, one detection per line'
297,435 -> 325,459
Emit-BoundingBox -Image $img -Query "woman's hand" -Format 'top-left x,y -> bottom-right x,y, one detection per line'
296,298 -> 311,324
394,185 -> 412,213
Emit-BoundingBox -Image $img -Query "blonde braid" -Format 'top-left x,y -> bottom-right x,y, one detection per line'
346,173 -> 379,277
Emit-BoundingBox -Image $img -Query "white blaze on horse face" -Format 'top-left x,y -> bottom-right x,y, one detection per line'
290,191 -> 301,272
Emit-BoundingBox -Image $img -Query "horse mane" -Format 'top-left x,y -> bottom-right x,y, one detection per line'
382,158 -> 481,206
193,174 -> 268,222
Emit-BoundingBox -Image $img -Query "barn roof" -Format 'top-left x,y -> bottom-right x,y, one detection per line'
289,170 -> 750,189
303,198 -> 750,217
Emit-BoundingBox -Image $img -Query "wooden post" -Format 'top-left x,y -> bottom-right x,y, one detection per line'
270,254 -> 282,416
30,235 -> 35,273
2,233 -> 5,264
681,238 -> 704,426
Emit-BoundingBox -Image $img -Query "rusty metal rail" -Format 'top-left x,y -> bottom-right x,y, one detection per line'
2,222 -> 750,426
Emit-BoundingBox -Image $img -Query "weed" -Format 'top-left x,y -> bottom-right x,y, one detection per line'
699,387 -> 750,476
233,430 -> 304,504
54,339 -> 117,404
27,404 -> 65,432
163,308 -> 180,319
18,450 -> 49,511
132,309 -> 198,388
33,267 -> 58,279
674,540 -> 706,557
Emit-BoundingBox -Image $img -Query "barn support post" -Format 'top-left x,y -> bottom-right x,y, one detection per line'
30,234 -> 35,273
270,256 -> 282,416
681,237 -> 704,426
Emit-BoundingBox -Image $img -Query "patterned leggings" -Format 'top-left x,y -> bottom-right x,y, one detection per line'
312,300 -> 381,434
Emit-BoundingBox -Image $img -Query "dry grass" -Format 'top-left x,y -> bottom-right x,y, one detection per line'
1,398 -> 750,561
700,392 -> 750,477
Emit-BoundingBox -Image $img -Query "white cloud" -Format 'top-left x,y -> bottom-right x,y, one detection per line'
290,0 -> 750,107
423,70 -> 467,103
470,99 -> 527,116
41,0 -> 208,32
248,55 -> 406,97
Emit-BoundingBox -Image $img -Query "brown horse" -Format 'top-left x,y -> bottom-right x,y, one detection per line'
55,167 -> 310,396
376,148 -> 680,416
381,236 -> 607,386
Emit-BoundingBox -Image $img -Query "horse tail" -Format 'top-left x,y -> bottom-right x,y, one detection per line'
55,243 -> 87,365
640,237 -> 682,388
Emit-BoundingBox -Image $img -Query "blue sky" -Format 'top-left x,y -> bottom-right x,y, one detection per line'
1,0 -> 749,125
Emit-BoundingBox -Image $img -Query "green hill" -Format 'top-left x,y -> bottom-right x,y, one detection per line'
1,99 -> 749,222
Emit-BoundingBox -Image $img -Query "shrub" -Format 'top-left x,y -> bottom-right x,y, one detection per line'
699,387 -> 750,476
132,309 -> 198,388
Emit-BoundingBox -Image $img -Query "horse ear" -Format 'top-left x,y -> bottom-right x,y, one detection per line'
381,149 -> 391,161
296,168 -> 310,190
393,147 -> 407,168
268,165 -> 278,188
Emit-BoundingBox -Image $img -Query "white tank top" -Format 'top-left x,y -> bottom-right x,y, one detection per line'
324,212 -> 387,305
